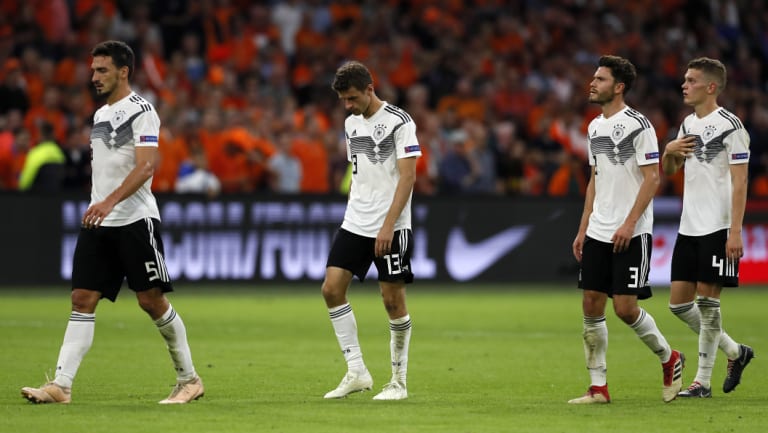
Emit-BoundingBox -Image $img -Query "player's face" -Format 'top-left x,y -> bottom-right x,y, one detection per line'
337,85 -> 372,116
588,66 -> 620,105
91,56 -> 123,97
681,68 -> 712,107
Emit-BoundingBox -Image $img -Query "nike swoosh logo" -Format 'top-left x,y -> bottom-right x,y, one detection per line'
445,225 -> 532,281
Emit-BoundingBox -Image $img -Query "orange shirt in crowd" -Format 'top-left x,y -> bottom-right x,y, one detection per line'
152,127 -> 189,192
206,127 -> 275,193
291,136 -> 329,193
0,132 -> 26,189
23,106 -> 67,144
547,162 -> 587,197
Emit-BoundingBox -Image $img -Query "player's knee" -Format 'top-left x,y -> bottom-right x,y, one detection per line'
136,290 -> 168,317
613,307 -> 636,324
71,289 -> 98,313
321,280 -> 343,303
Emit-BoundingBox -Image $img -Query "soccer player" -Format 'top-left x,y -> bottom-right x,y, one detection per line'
21,40 -> 203,405
569,55 -> 684,404
321,61 -> 420,401
662,57 -> 753,398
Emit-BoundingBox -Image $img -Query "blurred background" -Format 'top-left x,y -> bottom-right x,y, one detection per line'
0,0 -> 767,286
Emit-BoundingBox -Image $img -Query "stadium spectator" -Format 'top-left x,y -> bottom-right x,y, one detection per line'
21,40 -> 203,405
662,57 -> 754,398
569,55 -> 684,405
322,61 -> 418,401
0,58 -> 29,116
175,144 -> 221,198
267,129 -> 302,194
0,1 -> 767,197
17,121 -> 65,192
0,112 -> 30,189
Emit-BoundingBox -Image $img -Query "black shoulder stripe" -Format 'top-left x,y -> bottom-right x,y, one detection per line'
384,105 -> 411,124
625,108 -> 651,129
718,109 -> 743,130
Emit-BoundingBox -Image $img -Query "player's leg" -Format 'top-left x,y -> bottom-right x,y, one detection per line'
568,237 -> 610,404
123,218 -> 202,404
678,281 -> 721,397
322,229 -> 374,398
612,233 -> 683,402
372,281 -> 410,400
372,229 -> 413,401
21,227 -> 116,404
669,232 -> 740,362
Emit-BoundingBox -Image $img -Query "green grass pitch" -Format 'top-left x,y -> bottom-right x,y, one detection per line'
1,284 -> 765,433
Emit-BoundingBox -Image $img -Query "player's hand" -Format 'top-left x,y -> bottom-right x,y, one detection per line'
82,201 -> 114,229
375,227 -> 394,258
572,233 -> 585,262
611,224 -> 634,253
666,135 -> 697,158
726,230 -> 744,261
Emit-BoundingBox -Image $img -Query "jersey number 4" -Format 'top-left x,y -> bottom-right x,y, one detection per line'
712,256 -> 738,277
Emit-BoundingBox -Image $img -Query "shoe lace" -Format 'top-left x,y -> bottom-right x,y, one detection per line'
167,383 -> 184,398
725,358 -> 735,378
687,381 -> 702,391
381,381 -> 402,392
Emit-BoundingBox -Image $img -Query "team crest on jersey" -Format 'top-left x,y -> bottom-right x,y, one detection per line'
112,110 -> 127,127
611,124 -> 626,141
702,125 -> 717,142
373,124 -> 387,141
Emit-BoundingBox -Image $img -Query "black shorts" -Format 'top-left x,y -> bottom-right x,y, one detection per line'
578,234 -> 653,299
71,218 -> 173,301
671,229 -> 738,287
326,228 -> 414,284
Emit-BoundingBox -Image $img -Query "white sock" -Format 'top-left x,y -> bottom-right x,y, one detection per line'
630,308 -> 672,363
389,315 -> 411,385
582,316 -> 608,387
695,297 -> 721,388
155,305 -> 197,382
328,303 -> 366,372
670,301 -> 740,359
54,312 -> 95,388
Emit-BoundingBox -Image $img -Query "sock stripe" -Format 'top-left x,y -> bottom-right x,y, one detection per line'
156,308 -> 177,328
69,312 -> 95,322
669,301 -> 695,314
329,304 -> 352,320
390,320 -> 412,331
630,308 -> 647,329
583,316 -> 606,326
696,297 -> 721,308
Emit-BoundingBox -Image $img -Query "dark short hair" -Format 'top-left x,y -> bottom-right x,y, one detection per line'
687,57 -> 727,91
91,40 -> 135,79
331,61 -> 373,93
598,55 -> 636,94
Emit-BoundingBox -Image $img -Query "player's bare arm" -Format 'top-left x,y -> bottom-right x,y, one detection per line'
573,167 -> 596,262
82,146 -> 159,228
375,156 -> 417,257
612,163 -> 659,253
727,163 -> 748,259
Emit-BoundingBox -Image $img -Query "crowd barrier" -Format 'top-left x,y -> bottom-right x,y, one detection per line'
1,193 -> 766,286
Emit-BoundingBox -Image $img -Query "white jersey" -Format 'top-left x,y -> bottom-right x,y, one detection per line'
90,92 -> 161,226
341,102 -> 421,237
677,107 -> 750,236
586,106 -> 659,242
